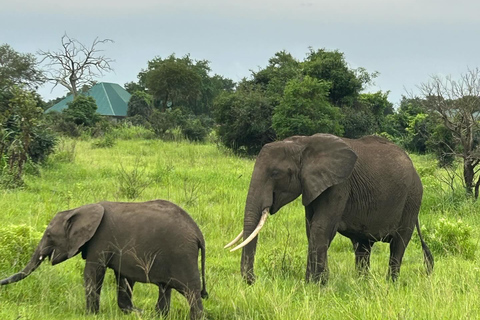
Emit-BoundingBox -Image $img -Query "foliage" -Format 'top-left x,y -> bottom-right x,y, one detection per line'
111,122 -> 155,140
417,68 -> 480,197
272,76 -> 343,139
149,108 -> 186,137
214,47 -> 381,154
139,54 -> 233,115
48,138 -> 76,163
0,224 -> 42,271
214,83 -> 275,155
116,157 -> 153,200
91,133 -> 116,149
127,91 -> 153,118
0,86 -> 55,187
342,91 -> 394,138
303,48 -> 376,106
181,116 -> 209,142
63,95 -> 100,127
0,44 -> 44,90
421,218 -> 476,260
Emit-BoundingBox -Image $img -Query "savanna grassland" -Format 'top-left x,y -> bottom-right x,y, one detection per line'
1,130 -> 480,320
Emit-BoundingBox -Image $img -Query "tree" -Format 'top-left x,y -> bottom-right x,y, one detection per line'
214,48 -> 380,154
418,68 -> 480,198
38,34 -> 114,97
214,82 -> 275,155
342,91 -> 394,138
0,44 -> 44,90
127,91 -> 153,118
272,76 -> 343,139
303,48 -> 377,107
0,86 -> 55,187
63,95 -> 100,127
139,54 -> 234,115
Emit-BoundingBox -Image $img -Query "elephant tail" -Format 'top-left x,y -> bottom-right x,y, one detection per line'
416,218 -> 434,275
199,239 -> 208,299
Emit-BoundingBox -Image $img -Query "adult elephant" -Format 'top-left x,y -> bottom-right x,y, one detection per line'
0,200 -> 207,320
226,133 -> 433,284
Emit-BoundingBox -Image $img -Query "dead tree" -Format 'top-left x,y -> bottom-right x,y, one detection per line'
39,34 -> 114,97
418,68 -> 480,198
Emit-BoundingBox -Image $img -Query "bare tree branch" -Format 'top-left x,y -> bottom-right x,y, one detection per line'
38,33 -> 114,97
418,68 -> 480,198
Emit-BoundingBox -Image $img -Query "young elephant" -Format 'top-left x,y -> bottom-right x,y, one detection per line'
0,200 -> 208,320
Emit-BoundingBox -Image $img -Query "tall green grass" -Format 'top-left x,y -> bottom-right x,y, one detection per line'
0,137 -> 479,319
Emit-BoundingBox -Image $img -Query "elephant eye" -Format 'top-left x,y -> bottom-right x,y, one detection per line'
270,169 -> 281,179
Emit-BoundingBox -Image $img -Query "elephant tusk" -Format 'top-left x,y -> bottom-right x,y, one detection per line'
230,208 -> 269,252
224,230 -> 244,249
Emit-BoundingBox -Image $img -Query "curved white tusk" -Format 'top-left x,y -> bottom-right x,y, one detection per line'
230,209 -> 269,252
224,230 -> 244,249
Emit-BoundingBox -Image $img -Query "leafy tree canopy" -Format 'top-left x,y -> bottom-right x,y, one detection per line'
273,76 -> 343,139
0,44 -> 44,90
139,54 -> 234,115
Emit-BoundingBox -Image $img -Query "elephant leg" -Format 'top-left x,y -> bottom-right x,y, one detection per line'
305,186 -> 346,284
156,285 -> 172,317
84,261 -> 106,313
388,230 -> 413,281
353,239 -> 374,275
114,271 -> 136,313
186,290 -> 204,320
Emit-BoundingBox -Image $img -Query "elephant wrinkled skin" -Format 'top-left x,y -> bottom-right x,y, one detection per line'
227,133 -> 433,284
0,200 -> 208,320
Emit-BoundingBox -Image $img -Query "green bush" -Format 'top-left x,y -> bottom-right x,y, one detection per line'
91,133 -> 116,149
182,117 -> 209,142
421,218 -> 477,260
63,95 -> 100,127
28,127 -> 57,163
111,122 -> 155,140
0,224 -> 42,271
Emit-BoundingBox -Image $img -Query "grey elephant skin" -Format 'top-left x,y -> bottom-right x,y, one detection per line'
0,200 -> 208,320
227,133 -> 434,284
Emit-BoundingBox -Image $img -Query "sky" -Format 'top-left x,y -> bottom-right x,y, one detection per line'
2,0 -> 480,107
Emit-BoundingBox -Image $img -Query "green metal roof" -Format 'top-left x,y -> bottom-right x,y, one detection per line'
46,82 -> 131,116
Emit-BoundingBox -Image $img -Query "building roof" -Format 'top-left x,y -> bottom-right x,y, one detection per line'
46,82 -> 131,117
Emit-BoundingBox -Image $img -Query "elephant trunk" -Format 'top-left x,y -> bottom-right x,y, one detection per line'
239,189 -> 272,284
0,236 -> 48,285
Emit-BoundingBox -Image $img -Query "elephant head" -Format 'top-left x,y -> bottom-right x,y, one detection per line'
225,134 -> 357,284
0,204 -> 104,285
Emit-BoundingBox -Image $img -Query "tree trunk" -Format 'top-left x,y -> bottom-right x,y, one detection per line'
464,158 -> 474,196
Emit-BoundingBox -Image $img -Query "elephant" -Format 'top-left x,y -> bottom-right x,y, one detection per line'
0,200 -> 208,320
225,133 -> 434,285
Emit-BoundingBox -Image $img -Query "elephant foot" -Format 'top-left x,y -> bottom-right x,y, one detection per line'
242,271 -> 256,285
306,271 -> 329,285
120,306 -> 143,314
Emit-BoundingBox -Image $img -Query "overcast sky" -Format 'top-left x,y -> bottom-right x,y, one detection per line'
2,0 -> 479,106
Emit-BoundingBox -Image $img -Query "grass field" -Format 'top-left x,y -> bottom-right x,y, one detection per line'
0,135 -> 479,319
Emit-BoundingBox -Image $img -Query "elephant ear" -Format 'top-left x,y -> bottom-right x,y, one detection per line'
64,204 -> 105,258
300,134 -> 357,206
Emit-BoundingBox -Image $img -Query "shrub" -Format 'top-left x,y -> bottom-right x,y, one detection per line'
91,133 -> 116,149
149,108 -> 186,137
111,122 -> 155,140
421,218 -> 476,260
116,158 -> 153,200
63,95 -> 100,127
272,76 -> 343,139
28,127 -> 57,163
0,224 -> 42,271
127,91 -> 153,118
182,117 -> 208,142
